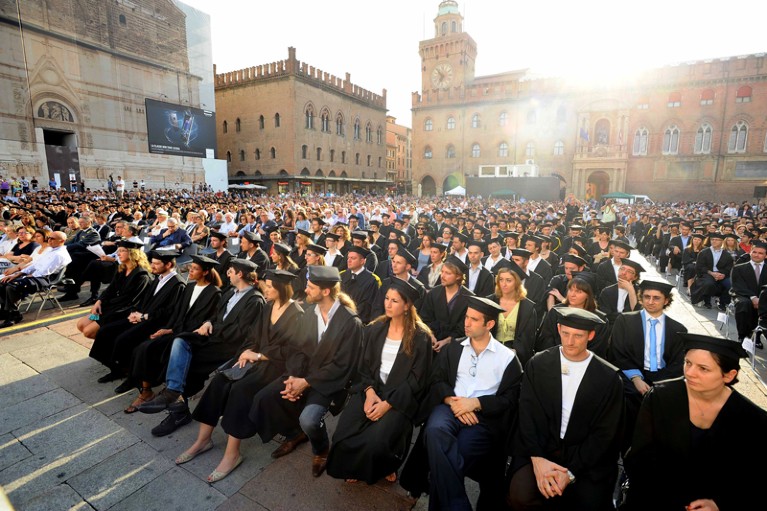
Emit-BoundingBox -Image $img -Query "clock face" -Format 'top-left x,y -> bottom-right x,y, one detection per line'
431,63 -> 453,89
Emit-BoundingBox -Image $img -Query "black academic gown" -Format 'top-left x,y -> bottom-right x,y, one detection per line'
466,265 -> 495,297
597,283 -> 642,324
372,275 -> 426,318
536,304 -> 611,359
175,286 -> 266,397
522,270 -> 547,319
624,378 -> 767,511
418,285 -> 474,343
89,273 -> 185,372
341,268 -> 380,324
248,303 -> 364,443
510,347 -> 624,511
209,249 -> 232,288
595,259 -> 619,295
528,257 -> 553,286
96,267 -> 153,325
130,283 -> 222,386
192,301 -> 311,440
238,248 -> 269,279
326,321 -> 432,484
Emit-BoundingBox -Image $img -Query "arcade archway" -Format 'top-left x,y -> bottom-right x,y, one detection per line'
421,175 -> 436,196
586,171 -> 610,201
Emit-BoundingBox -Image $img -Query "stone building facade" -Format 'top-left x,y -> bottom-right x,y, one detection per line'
413,0 -> 767,201
0,0 -> 211,191
216,47 -> 389,195
386,116 -> 413,195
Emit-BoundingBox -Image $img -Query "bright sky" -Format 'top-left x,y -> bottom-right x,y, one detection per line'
181,0 -> 766,128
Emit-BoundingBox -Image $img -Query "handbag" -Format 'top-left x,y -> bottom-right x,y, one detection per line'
214,358 -> 254,381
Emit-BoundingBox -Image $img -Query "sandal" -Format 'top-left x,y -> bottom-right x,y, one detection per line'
124,387 -> 155,414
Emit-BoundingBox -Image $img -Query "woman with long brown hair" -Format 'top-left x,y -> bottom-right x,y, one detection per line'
78,239 -> 152,340
326,278 -> 432,484
535,271 -> 612,358
489,265 -> 538,367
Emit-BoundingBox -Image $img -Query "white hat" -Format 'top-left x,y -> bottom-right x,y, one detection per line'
156,209 -> 168,216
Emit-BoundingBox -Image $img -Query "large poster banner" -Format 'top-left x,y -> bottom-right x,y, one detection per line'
145,99 -> 216,158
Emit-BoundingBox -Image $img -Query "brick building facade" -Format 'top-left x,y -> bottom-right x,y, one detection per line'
413,1 -> 767,201
0,0 -> 211,190
216,47 -> 390,195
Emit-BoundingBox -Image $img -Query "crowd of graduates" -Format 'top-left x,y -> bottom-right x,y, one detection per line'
2,189 -> 767,510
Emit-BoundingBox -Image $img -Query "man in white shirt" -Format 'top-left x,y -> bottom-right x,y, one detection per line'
115,176 -> 126,199
218,212 -> 239,238
0,231 -> 70,327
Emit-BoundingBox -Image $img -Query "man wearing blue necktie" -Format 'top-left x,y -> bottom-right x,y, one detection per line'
608,278 -> 688,446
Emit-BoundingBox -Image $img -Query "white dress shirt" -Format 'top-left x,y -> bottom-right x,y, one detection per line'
454,335 -> 516,399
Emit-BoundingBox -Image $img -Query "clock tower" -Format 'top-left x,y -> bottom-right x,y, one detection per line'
419,1 -> 477,91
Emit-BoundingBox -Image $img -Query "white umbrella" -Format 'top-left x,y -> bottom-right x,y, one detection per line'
444,185 -> 466,196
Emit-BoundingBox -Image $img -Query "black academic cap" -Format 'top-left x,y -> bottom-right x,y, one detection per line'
571,271 -> 598,290
680,332 -> 747,359
467,240 -> 486,252
444,255 -> 469,274
273,243 -> 291,255
609,239 -> 633,253
117,237 -> 144,249
621,259 -> 645,274
395,246 -> 417,267
324,232 -> 341,242
708,232 -> 725,240
210,231 -> 227,241
752,241 -> 767,251
266,269 -> 298,283
511,248 -> 532,259
263,224 -> 279,234
240,230 -> 262,243
568,224 -> 585,231
506,258 -> 527,281
148,250 -> 179,262
638,277 -> 675,295
562,254 -> 588,267
308,265 -> 341,284
306,243 -> 328,256
190,254 -> 219,269
296,228 -> 312,238
347,245 -> 370,258
556,306 -> 605,331
433,243 -> 449,253
453,231 -> 468,244
467,296 -> 506,317
369,219 -> 382,227
691,233 -> 705,241
311,217 -> 326,225
351,230 -> 368,241
230,258 -> 257,273
388,277 -> 421,303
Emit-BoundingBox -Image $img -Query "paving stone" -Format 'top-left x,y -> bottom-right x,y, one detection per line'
108,466 -> 226,511
10,335 -> 90,372
0,387 -> 81,435
0,355 -> 59,410
17,483 -> 95,511
67,443 -> 174,511
0,329 -> 63,354
0,433 -> 32,472
215,492 -> 268,511
1,405 -> 139,506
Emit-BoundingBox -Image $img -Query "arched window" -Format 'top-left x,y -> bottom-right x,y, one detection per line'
633,128 -> 649,156
498,142 -> 509,157
329,170 -> 336,177
425,118 -> 433,131
316,169 -> 324,177
471,113 -> 480,128
270,147 -> 276,158
255,148 -> 261,160
736,85 -> 752,103
662,125 -> 680,154
226,151 -> 231,162
235,118 -> 241,132
274,113 -> 280,127
451,21 -> 456,32
321,110 -> 330,132
366,123 -> 373,143
424,146 -> 433,159
525,142 -> 535,158
317,148 -> 322,161
222,120 -> 228,133
499,112 -> 507,127
236,171 -> 246,177
336,114 -> 344,136
728,121 -> 748,153
447,116 -> 456,130
239,150 -> 245,161
300,168 -> 310,176
354,119 -> 361,140
471,144 -> 480,158
258,115 -> 265,129
305,106 -> 314,129
301,145 -> 308,159
694,124 -> 713,154
446,145 -> 456,158
377,125 -> 383,144
595,119 -> 610,145
441,21 -> 447,35
553,140 -> 565,155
